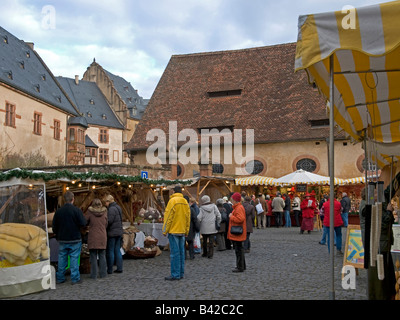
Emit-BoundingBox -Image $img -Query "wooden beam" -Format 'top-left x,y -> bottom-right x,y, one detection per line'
199,180 -> 211,196
196,179 -> 201,202
210,181 -> 227,197
221,180 -> 233,193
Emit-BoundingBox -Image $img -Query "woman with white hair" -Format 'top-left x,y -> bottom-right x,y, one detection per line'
197,195 -> 221,258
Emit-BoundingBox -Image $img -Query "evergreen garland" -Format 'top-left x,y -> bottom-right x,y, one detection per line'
0,169 -> 192,186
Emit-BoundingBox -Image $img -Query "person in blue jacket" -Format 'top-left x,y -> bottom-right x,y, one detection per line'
52,191 -> 86,285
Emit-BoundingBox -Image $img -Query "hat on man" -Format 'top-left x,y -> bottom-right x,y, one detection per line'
173,185 -> 182,193
223,196 -> 228,202
305,193 -> 311,197
201,195 -> 211,204
231,192 -> 242,203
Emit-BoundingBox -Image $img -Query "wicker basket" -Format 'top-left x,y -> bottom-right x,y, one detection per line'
125,247 -> 157,259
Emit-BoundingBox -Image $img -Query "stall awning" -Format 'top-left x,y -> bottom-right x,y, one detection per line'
235,173 -> 366,187
295,1 -> 400,166
235,176 -> 280,186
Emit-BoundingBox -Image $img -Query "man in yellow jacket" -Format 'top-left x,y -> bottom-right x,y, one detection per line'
162,185 -> 190,280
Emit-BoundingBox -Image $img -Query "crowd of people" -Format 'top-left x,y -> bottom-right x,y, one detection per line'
161,187 -> 357,281
50,186 -> 397,300
50,189 -> 357,283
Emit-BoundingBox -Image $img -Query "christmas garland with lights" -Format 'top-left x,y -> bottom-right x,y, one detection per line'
0,169 -> 193,186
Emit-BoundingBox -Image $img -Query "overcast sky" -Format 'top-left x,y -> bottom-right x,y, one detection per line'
1,0 -> 388,98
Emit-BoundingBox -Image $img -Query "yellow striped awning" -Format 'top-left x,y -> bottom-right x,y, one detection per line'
341,177 -> 365,185
295,1 -> 400,166
235,176 -> 280,186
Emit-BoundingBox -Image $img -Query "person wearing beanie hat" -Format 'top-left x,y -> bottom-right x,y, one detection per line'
197,195 -> 221,258
104,194 -> 124,274
228,192 -> 247,272
231,192 -> 242,203
162,185 -> 190,280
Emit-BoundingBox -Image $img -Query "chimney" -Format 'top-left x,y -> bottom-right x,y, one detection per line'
25,42 -> 34,50
75,75 -> 79,85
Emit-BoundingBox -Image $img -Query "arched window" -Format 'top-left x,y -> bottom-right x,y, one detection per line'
296,158 -> 317,172
245,160 -> 264,175
212,163 -> 224,174
177,164 -> 183,177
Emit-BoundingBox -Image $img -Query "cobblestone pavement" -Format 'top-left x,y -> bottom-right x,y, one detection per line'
11,226 -> 367,301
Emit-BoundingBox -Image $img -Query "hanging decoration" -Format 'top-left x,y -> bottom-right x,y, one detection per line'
0,169 -> 192,186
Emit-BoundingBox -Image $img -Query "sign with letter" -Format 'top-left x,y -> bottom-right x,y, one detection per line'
141,171 -> 149,179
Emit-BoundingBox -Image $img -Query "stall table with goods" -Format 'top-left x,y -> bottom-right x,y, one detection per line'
0,178 -> 51,298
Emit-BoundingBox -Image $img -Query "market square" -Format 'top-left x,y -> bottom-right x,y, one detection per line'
1,0 -> 400,304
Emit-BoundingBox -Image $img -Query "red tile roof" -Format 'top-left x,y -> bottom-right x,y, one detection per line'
126,42 -> 342,151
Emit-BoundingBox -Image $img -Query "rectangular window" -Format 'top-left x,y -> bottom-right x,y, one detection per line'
99,149 -> 109,164
54,120 -> 61,140
99,129 -> 109,144
5,103 -> 16,127
78,129 -> 85,143
113,150 -> 119,162
33,112 -> 42,135
208,89 -> 242,98
69,128 -> 75,141
85,148 -> 97,157
310,119 -> 330,128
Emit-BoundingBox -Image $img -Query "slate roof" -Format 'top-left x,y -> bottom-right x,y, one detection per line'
104,70 -> 148,120
126,43 -> 344,151
0,26 -> 79,116
85,135 -> 98,148
57,77 -> 124,130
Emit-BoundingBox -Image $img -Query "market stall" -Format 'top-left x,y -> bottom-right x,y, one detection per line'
0,176 -> 51,298
0,169 -> 192,285
295,0 -> 400,299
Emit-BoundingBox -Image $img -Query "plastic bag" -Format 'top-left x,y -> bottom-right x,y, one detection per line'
194,232 -> 201,253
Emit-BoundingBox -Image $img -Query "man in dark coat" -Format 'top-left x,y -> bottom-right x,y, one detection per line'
340,192 -> 351,227
104,194 -> 123,274
243,196 -> 255,253
52,191 -> 86,285
184,196 -> 199,259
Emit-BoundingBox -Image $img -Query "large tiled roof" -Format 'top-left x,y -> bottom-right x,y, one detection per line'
126,43 -> 343,151
0,26 -> 79,116
57,77 -> 124,130
104,70 -> 148,120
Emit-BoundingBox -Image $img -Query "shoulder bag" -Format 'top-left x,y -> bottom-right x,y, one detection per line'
230,225 -> 243,235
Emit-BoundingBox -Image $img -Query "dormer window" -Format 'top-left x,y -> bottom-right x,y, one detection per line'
56,96 -> 62,103
34,84 -> 40,93
19,61 -> 25,69
102,114 -> 107,120
26,51 -> 31,58
6,70 -> 13,80
207,89 -> 242,98
90,99 -> 95,105
87,112 -> 92,118
3,35 -> 8,44
132,106 -> 137,116
310,119 -> 329,128
41,74 -> 46,81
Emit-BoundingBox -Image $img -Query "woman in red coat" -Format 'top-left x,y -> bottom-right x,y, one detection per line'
228,192 -> 247,272
300,193 -> 316,234
322,198 -> 343,254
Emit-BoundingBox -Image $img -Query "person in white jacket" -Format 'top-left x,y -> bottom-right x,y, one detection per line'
197,195 -> 221,259
292,194 -> 301,227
